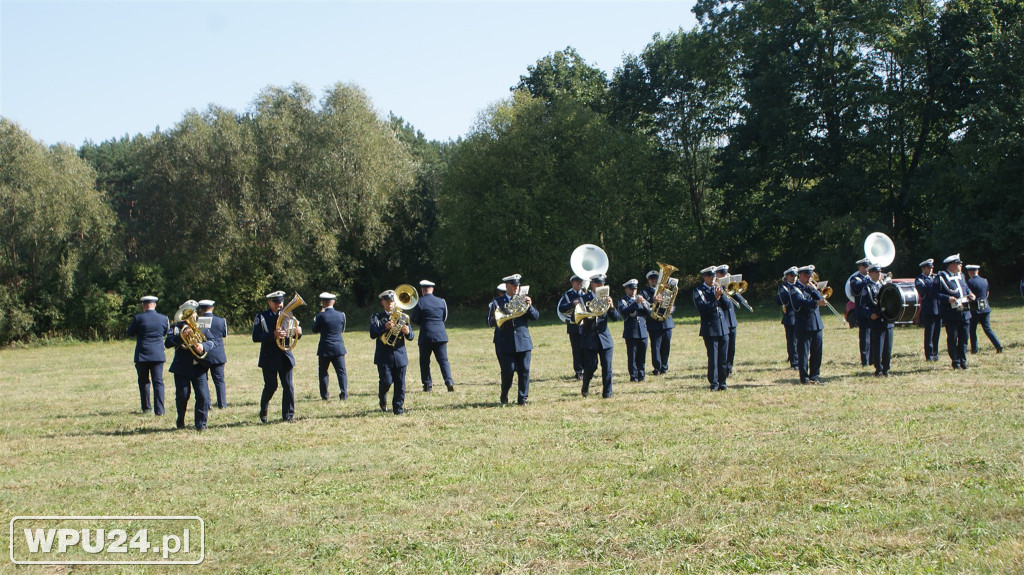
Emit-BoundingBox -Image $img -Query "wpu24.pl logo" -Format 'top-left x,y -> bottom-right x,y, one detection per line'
10,516 -> 204,565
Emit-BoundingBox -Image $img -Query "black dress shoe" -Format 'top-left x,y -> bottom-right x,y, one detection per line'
380,404 -> 388,413
195,426 -> 206,432
581,389 -> 589,398
259,413 -> 268,424
517,400 -> 527,406
283,416 -> 294,423
997,347 -> 1004,354
423,386 -> 432,393
394,408 -> 405,415
445,382 -> 454,392
176,422 -> 186,430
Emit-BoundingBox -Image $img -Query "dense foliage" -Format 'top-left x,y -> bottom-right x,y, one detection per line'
2,0 -> 1021,344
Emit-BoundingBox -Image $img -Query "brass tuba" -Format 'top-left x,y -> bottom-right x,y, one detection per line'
495,285 -> 530,328
648,261 -> 679,321
381,284 -> 418,346
275,293 -> 306,351
173,301 -> 208,360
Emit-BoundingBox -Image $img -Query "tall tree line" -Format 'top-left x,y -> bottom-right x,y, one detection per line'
1,0 -> 1021,345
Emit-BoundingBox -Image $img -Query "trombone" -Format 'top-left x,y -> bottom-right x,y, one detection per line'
725,275 -> 754,312
811,273 -> 848,327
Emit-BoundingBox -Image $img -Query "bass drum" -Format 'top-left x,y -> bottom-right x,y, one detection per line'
878,283 -> 920,324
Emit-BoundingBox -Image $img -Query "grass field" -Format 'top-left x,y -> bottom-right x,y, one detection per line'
2,301 -> 1023,573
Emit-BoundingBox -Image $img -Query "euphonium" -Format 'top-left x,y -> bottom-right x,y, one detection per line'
648,262 -> 679,322
173,302 -> 208,360
275,293 -> 306,351
494,285 -> 530,328
381,284 -> 418,346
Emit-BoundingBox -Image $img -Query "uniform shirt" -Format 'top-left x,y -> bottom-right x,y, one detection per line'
640,285 -> 674,329
369,310 -> 414,367
693,283 -> 729,337
789,282 -> 825,333
488,293 -> 539,353
579,291 -> 620,350
127,309 -> 169,363
915,274 -> 941,317
776,282 -> 796,326
165,322 -> 220,377
410,293 -> 449,344
251,309 -> 297,371
966,275 -> 991,315
312,306 -> 347,358
199,312 -> 228,366
617,295 -> 649,340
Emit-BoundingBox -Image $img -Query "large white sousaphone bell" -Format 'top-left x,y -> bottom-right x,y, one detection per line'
569,244 -> 609,290
845,232 -> 896,302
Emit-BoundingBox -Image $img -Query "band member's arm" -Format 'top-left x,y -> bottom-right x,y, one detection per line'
252,313 -> 273,343
525,303 -> 540,321
404,323 -> 414,341
410,305 -> 421,325
486,301 -> 498,328
126,317 -> 138,337
557,292 -> 575,314
165,325 -> 184,349
312,312 -> 322,334
606,302 -> 621,321
369,314 -> 388,339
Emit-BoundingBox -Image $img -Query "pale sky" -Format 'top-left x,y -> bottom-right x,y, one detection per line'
1,0 -> 697,146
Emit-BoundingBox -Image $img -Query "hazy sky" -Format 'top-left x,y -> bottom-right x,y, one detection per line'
1,1 -> 697,146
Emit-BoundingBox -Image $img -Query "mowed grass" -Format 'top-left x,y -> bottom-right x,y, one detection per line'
2,302 -> 1023,574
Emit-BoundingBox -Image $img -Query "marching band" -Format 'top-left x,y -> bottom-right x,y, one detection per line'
125,238 -> 1012,428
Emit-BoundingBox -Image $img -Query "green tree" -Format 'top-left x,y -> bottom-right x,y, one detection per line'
0,118 -> 117,343
514,47 -> 609,111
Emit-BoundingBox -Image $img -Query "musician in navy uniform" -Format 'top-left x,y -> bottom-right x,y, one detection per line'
370,290 -> 414,414
197,300 -> 228,408
790,266 -> 827,384
776,267 -> 800,370
410,280 -> 454,392
579,274 -> 621,398
694,266 -> 731,391
858,265 -> 894,376
489,283 -> 506,366
965,264 -> 1003,354
126,295 -> 169,415
165,300 -> 220,430
936,254 -> 975,369
915,259 -> 943,362
312,292 -> 347,401
557,275 -> 586,380
487,274 -> 539,405
252,290 -> 301,423
641,270 -> 674,375
714,265 -> 739,375
617,279 -> 649,382
849,258 -> 873,366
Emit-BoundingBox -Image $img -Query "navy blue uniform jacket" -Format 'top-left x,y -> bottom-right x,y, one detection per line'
127,310 -> 169,363
966,276 -> 991,315
252,309 -> 297,371
937,271 -> 973,322
312,307 -> 347,357
199,313 -> 228,366
165,323 -> 220,377
410,293 -> 449,344
789,282 -> 825,332
617,296 -> 649,339
694,283 -> 729,337
488,294 -> 540,353
915,274 -> 941,317
369,311 -> 414,367
776,283 -> 796,326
